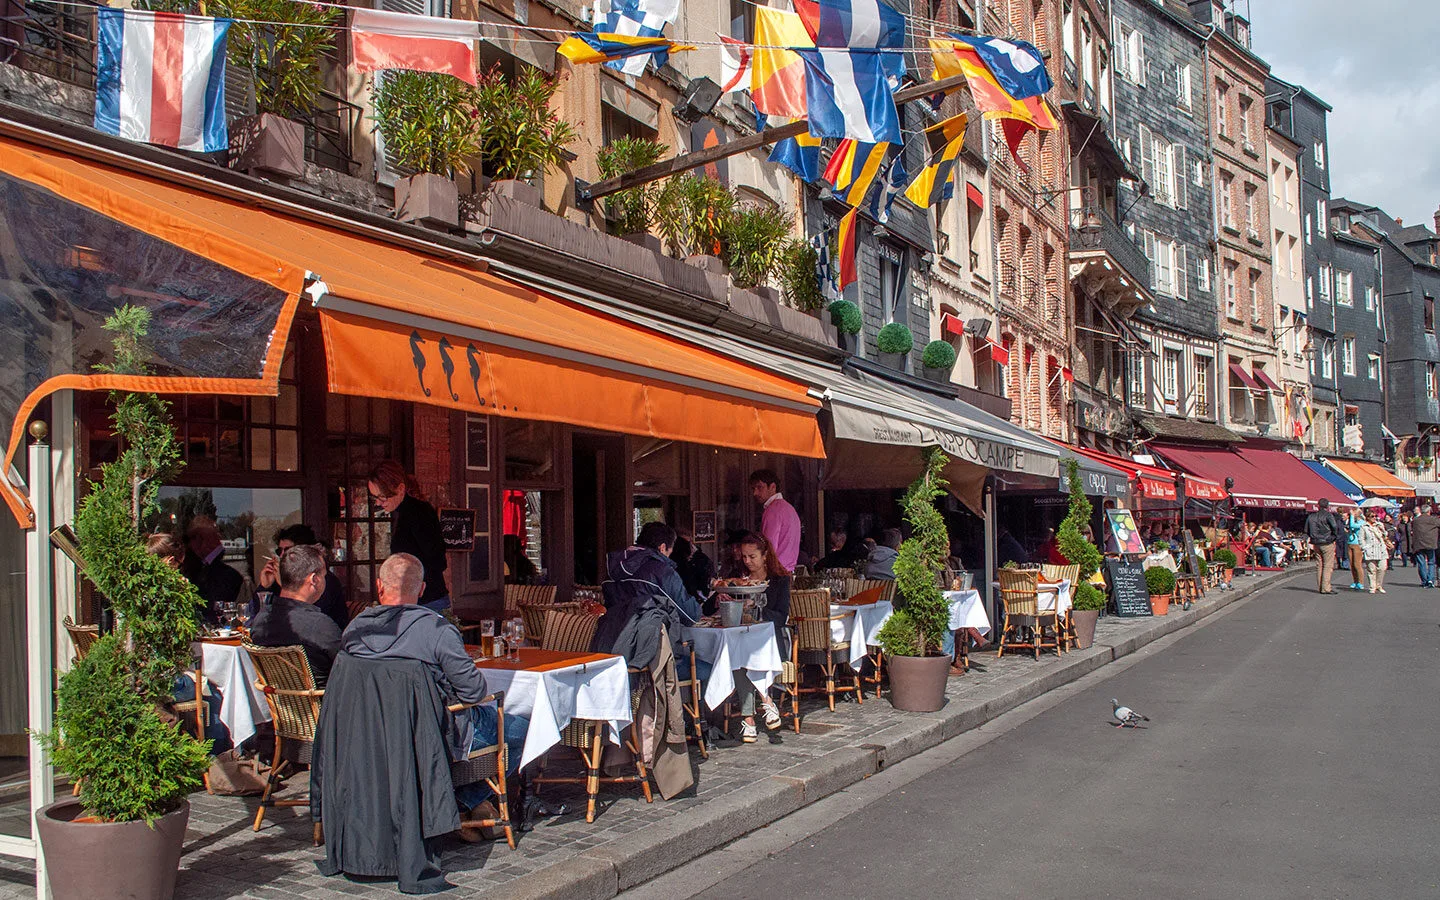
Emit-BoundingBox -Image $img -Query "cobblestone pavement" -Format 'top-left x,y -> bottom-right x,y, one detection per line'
0,570 -> 1297,899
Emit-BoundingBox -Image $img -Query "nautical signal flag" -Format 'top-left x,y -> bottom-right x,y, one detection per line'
810,0 -> 907,51
94,7 -> 231,153
797,48 -> 901,144
718,35 -> 751,93
591,0 -> 683,75
769,126 -> 823,183
903,113 -> 968,208
752,7 -> 813,119
836,205 -> 860,291
869,145 -> 907,223
558,32 -> 693,65
823,139 -> 890,207
350,8 -> 480,84
942,33 -> 1051,99
930,37 -> 1058,127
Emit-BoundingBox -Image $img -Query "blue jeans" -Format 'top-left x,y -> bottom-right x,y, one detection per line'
674,655 -> 714,684
1255,546 -> 1274,567
173,674 -> 232,755
455,704 -> 528,811
1415,549 -> 1436,586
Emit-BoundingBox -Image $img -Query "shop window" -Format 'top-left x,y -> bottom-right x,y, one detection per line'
325,394 -> 399,608
464,415 -> 494,587
632,439 -> 688,494
155,486 -> 302,589
504,419 -> 561,484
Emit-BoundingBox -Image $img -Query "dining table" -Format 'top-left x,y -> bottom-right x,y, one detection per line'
192,637 -> 271,747
829,598 -> 894,667
469,647 -> 632,770
1037,579 -> 1074,615
942,589 -> 992,635
682,620 -> 784,711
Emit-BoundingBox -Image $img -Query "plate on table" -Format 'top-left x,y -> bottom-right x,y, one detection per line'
711,581 -> 769,596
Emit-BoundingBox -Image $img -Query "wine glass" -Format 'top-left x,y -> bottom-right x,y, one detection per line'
512,619 -> 526,656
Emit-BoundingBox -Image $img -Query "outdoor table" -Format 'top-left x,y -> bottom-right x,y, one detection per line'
470,647 -> 631,770
193,638 -> 270,747
942,589 -> 992,635
1037,579 -> 1073,615
830,598 -> 894,667
682,620 -> 783,711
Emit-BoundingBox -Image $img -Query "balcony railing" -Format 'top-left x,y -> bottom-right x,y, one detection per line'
1070,205 -> 1150,292
1,0 -> 97,90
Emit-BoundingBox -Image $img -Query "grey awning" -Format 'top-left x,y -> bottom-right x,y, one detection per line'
1405,480 -> 1440,498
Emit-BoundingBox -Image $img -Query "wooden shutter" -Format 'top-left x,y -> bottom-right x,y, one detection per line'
1174,144 -> 1187,209
1139,124 -> 1154,186
1176,245 -> 1188,300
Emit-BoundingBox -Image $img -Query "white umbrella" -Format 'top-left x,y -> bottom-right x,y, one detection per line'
1358,497 -> 1395,509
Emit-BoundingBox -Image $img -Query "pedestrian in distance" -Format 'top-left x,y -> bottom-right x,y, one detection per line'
1304,498 -> 1344,594
1359,511 -> 1389,594
1344,508 -> 1367,591
1409,504 -> 1440,588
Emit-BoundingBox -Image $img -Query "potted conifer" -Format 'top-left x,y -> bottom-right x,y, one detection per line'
1213,547 -> 1238,588
875,448 -> 954,712
35,307 -> 211,900
921,340 -> 957,382
876,322 -> 914,371
829,299 -> 862,353
1056,459 -> 1106,648
473,64 -> 577,208
372,70 -> 481,229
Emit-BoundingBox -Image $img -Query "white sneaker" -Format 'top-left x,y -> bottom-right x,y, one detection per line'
760,696 -> 782,730
1379,588 -> 1387,593
740,721 -> 758,743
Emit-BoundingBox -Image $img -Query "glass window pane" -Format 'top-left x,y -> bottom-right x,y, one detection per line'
348,396 -> 369,434
276,429 -> 299,472
250,428 -> 272,471
189,396 -> 216,420
252,395 -> 273,425
327,394 -> 346,431
504,420 -> 557,482
350,481 -> 370,518
373,520 -> 391,559
325,436 -> 347,480
217,397 -> 244,422
218,427 -> 243,470
276,385 -> 299,427
187,423 -> 215,468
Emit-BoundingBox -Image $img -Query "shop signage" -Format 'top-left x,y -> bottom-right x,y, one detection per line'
828,402 -> 1057,478
692,510 -> 717,543
1075,397 -> 1122,436
1104,560 -> 1153,617
439,507 -> 478,551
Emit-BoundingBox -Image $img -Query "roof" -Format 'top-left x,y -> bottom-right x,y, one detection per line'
1265,75 -> 1333,113
1135,415 -> 1244,444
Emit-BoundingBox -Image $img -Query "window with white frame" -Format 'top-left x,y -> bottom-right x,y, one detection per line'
1198,254 -> 1211,292
1162,348 -> 1181,401
1285,166 -> 1296,210
1429,363 -> 1437,400
1176,63 -> 1193,111
1224,260 -> 1238,318
1238,96 -> 1252,144
1114,22 -> 1144,84
1322,340 -> 1335,379
1342,337 -> 1356,376
1063,1 -> 1076,63
1128,352 -> 1147,406
1099,51 -> 1112,114
1367,354 -> 1381,382
1304,213 -> 1312,243
1244,184 -> 1258,235
1317,199 -> 1328,236
1318,264 -> 1332,300
1364,285 -> 1376,310
1193,355 -> 1213,416
1270,161 -> 1282,204
1215,80 -> 1229,137
1192,157 -> 1204,186
1314,140 -> 1326,170
1290,237 -> 1299,279
1306,275 -> 1314,307
1081,23 -> 1095,95
1336,270 -> 1353,305
1220,173 -> 1234,228
1250,269 -> 1263,324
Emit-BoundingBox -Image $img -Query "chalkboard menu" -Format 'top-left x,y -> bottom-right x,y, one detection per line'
438,508 -> 477,551
1104,560 -> 1153,617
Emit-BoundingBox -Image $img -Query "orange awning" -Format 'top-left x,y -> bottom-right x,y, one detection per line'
1325,459 -> 1416,498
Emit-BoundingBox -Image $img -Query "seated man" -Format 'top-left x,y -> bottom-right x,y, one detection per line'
252,524 -> 349,629
863,529 -> 902,580
343,553 -> 528,836
249,544 -> 342,688
183,516 -> 244,624
594,522 -> 704,672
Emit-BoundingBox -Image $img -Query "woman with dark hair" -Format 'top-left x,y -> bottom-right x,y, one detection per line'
368,460 -> 450,612
720,532 -> 791,743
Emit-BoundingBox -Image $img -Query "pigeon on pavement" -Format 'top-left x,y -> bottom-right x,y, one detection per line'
1112,698 -> 1149,728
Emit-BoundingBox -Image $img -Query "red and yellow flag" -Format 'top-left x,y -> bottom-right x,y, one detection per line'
752,7 -> 812,119
837,206 -> 860,290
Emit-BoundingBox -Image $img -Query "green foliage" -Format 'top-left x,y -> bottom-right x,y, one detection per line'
47,306 -> 210,822
655,175 -> 735,258
875,322 -> 914,355
597,137 -> 669,236
472,65 -> 577,181
1213,548 -> 1238,569
828,299 -> 862,335
875,449 -> 951,658
723,204 -> 794,289
1056,459 -> 1103,579
1144,566 -> 1177,596
37,637 -> 210,824
921,340 -> 957,370
372,71 -> 480,176
1197,557 -> 1209,577
208,0 -> 339,116
779,239 -> 824,311
1072,580 -> 1106,611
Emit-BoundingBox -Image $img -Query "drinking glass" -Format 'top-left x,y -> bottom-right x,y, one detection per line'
506,620 -> 520,661
513,620 -> 526,656
480,619 -> 496,657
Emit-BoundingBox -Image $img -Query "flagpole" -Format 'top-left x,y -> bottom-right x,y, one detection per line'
579,72 -> 973,203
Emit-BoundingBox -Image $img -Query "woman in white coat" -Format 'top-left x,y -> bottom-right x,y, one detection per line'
1359,511 -> 1390,594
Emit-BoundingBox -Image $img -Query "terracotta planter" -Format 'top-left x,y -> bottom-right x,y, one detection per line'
36,798 -> 190,900
1151,592 -> 1172,616
1222,567 -> 1233,586
887,654 -> 951,712
490,178 -> 543,208
230,113 -> 305,179
1071,608 -> 1100,649
395,173 -> 459,229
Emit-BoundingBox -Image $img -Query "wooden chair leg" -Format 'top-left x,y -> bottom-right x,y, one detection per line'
253,736 -> 283,832
873,649 -> 884,700
585,728 -> 601,824
631,730 -> 653,805
313,821 -> 323,846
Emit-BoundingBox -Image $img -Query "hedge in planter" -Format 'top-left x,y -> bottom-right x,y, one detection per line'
1213,548 -> 1238,570
1144,566 -> 1177,597
876,322 -> 914,356
372,71 -> 481,176
921,340 -> 957,371
828,300 -> 862,335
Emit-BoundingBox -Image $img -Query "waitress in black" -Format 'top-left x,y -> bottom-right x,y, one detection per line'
368,460 -> 450,613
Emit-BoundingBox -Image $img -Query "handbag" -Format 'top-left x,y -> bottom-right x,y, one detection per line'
205,750 -> 269,795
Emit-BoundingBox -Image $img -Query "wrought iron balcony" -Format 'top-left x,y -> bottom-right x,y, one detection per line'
1069,204 -> 1151,312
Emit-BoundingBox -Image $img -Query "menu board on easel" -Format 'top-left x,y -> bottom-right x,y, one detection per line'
1104,560 -> 1153,617
1107,508 -> 1147,556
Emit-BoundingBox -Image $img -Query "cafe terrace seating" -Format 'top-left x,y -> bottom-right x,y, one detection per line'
789,588 -> 864,719
504,583 -> 558,617
520,600 -> 583,645
448,691 -> 515,849
541,608 -> 601,653
245,642 -> 325,843
62,616 -> 99,661
996,569 -> 1059,660
1041,563 -> 1079,650
532,669 -> 652,824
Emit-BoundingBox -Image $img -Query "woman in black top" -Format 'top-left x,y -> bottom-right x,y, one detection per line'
368,460 -> 450,612
720,532 -> 791,742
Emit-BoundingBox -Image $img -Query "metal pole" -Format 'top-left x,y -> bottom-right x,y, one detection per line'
26,421 -> 55,900
984,476 -> 997,635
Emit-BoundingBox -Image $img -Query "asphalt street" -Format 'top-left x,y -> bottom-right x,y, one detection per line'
629,570 -> 1440,900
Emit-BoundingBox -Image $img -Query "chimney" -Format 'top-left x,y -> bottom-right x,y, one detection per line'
1433,205 -> 1440,234
1396,218 -> 1404,226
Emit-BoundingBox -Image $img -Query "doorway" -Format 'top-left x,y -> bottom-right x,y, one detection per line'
572,433 -> 628,585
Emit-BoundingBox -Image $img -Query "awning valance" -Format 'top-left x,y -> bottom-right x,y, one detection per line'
1152,442 -> 1355,511
1228,364 -> 1262,391
1323,458 -> 1415,498
1405,480 -> 1440,499
1303,459 -> 1365,504
1049,443 -> 1132,499
1065,445 -> 1230,502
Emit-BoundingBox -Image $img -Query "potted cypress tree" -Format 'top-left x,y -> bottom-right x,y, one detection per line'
35,307 -> 211,900
875,322 -> 914,371
829,299 -> 862,353
472,64 -> 577,208
372,70 -> 481,229
1144,566 -> 1176,615
920,340 -> 957,382
597,136 -> 669,248
875,448 -> 954,712
1056,459 -> 1106,648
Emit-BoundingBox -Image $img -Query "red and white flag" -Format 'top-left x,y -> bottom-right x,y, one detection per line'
717,34 -> 750,94
350,8 -> 480,84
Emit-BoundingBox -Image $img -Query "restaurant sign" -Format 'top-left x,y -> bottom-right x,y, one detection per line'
828,401 -> 1058,478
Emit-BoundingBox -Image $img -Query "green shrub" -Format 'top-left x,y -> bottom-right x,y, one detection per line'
1213,548 -> 1238,569
723,204 -> 793,289
655,175 -> 735,258
876,322 -> 914,355
472,64 -> 577,181
779,239 -> 824,311
207,0 -> 339,117
921,340 -> 957,370
1197,557 -> 1209,577
372,71 -> 480,176
828,300 -> 862,335
597,137 -> 669,236
1056,459 -> 1103,579
1072,581 -> 1107,611
1144,566 -> 1177,596
875,448 -> 951,658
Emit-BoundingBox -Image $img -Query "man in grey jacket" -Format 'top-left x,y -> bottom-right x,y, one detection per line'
343,553 -> 528,828
1409,504 -> 1440,588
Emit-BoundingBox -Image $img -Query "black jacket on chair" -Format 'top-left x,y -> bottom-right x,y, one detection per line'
312,653 -> 460,894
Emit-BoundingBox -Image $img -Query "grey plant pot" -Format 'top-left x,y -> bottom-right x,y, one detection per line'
230,113 -> 305,179
37,798 -> 190,900
878,351 -> 908,371
751,285 -> 782,303
490,178 -> 544,208
395,173 -> 459,229
684,254 -> 728,275
837,331 -> 860,354
922,365 -> 954,383
622,232 -> 663,252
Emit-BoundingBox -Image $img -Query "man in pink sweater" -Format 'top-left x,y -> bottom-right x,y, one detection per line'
750,468 -> 801,573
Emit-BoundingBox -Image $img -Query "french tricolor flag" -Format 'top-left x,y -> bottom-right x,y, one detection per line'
94,8 -> 231,153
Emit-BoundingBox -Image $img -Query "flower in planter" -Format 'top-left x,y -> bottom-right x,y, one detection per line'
828,299 -> 862,335
921,340 -> 957,371
876,322 -> 914,356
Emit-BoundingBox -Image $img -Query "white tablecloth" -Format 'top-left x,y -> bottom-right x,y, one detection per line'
475,654 -> 632,770
943,589 -> 992,635
193,642 -> 270,747
684,621 -> 783,710
830,601 -> 893,667
1037,579 -> 1073,615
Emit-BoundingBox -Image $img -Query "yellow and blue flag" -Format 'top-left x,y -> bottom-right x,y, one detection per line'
904,113 -> 968,208
769,128 -> 823,183
558,32 -> 692,65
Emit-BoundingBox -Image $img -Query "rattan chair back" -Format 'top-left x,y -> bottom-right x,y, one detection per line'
244,643 -> 322,742
504,583 -> 557,616
541,609 -> 600,652
63,616 -> 100,660
845,577 -> 896,602
1041,563 -> 1080,585
521,600 -> 580,643
791,588 -> 837,653
997,568 -> 1040,617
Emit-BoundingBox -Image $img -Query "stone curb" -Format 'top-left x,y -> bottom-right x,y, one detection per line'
483,567 -> 1308,900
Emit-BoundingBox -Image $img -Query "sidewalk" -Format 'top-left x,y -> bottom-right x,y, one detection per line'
0,567 -> 1306,900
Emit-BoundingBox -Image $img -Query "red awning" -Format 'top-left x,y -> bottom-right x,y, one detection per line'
1151,442 -> 1355,511
985,339 -> 1010,366
1228,364 -> 1262,391
942,312 -> 965,336
1070,446 -> 1183,501
1252,368 -> 1283,392
965,182 -> 984,207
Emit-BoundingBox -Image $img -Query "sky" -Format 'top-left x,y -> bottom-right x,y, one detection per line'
1248,0 -> 1440,230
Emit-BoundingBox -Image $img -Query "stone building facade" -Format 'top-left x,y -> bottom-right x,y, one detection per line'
1267,127 -> 1308,446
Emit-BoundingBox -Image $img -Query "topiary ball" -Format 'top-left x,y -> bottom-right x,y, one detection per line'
1144,565 -> 1177,596
828,299 -> 862,335
876,322 -> 914,355
921,340 -> 957,370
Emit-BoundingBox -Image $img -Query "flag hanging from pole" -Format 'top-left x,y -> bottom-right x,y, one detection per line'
812,0 -> 907,50
351,8 -> 480,83
824,140 -> 889,206
836,206 -> 860,291
903,112 -> 969,208
869,145 -> 907,222
769,127 -> 823,182
797,48 -> 901,143
94,7 -> 231,153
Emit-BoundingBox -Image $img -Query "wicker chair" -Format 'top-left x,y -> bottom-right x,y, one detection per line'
541,609 -> 601,652
1041,564 -> 1080,650
532,669 -> 652,823
244,643 -> 324,842
62,616 -> 99,661
844,578 -> 897,603
520,600 -> 582,646
788,588 -> 863,721
996,569 -> 1058,659
503,584 -> 557,617
675,639 -> 708,759
449,692 -> 515,849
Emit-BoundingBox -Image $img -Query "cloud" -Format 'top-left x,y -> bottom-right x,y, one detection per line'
1250,0 -> 1440,226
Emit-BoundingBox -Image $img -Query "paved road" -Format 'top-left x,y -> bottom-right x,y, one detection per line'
629,573 -> 1440,900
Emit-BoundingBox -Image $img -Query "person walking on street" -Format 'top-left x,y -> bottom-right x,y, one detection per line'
1304,498 -> 1343,594
1410,504 -> 1440,587
1344,508 -> 1366,591
1359,511 -> 1389,594
1394,511 -> 1411,568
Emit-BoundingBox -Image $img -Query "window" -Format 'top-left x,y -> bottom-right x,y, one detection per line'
1128,352 -> 1146,406
1304,213 -> 1312,244
1162,348 -> 1181,401
1063,2 -> 1076,62
1192,157 -> 1205,186
1224,260 -> 1238,318
1215,80 -> 1229,137
1244,184 -> 1258,235
1284,166 -> 1296,210
1115,24 -> 1144,84
1306,276 -> 1314,307
1313,140 -> 1326,170
879,245 -> 905,324
1270,161 -> 1282,204
1364,286 -> 1376,310
1193,356 -> 1213,416
1429,363 -> 1437,400
1220,173 -> 1234,228
1249,268 -> 1263,324
1336,270 -> 1353,306
1290,237 -> 1300,280
1367,354 -> 1381,382
1176,63 -> 1193,111
1321,340 -> 1335,379
1198,255 -> 1212,292
1318,264 -> 1332,300
1427,295 -> 1436,333
1081,22 -> 1095,94
1099,51 -> 1112,113
1316,199 -> 1328,236
1342,337 -> 1356,376
1238,95 -> 1252,144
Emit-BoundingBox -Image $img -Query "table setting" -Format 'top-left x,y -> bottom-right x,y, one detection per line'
682,619 -> 783,710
